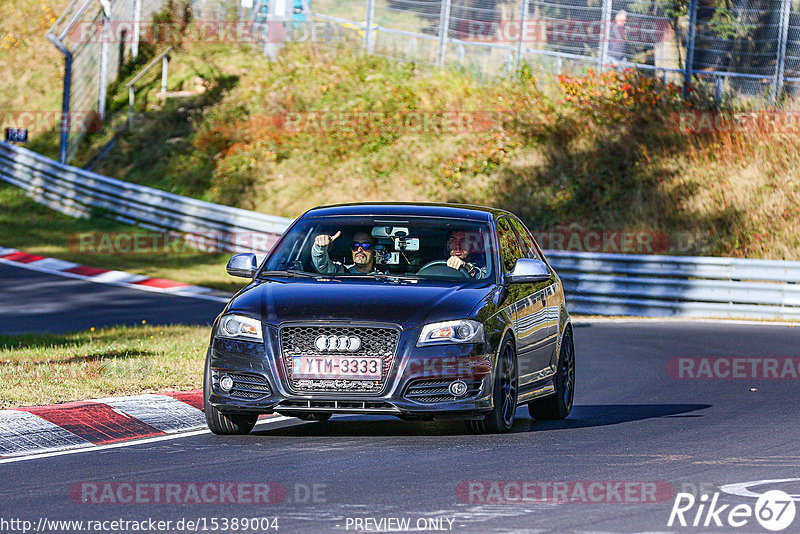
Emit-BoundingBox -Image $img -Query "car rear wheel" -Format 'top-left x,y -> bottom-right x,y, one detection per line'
528,328 -> 574,420
466,335 -> 517,434
203,357 -> 258,435
295,413 -> 332,422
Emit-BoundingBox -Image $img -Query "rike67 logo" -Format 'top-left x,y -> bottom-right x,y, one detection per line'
668,489 -> 796,531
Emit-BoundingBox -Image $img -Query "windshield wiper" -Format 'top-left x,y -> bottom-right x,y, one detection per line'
369,273 -> 421,282
258,270 -> 321,279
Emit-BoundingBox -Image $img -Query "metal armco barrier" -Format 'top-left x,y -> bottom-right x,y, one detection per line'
546,250 -> 800,320
2,141 -> 799,319
0,142 -> 291,252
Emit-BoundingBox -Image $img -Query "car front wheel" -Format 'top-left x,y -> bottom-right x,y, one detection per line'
467,334 -> 518,434
528,328 -> 574,420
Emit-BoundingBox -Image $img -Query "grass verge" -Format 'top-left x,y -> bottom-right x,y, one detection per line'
0,1 -> 68,128
0,324 -> 208,408
0,183 -> 244,293
75,41 -> 800,260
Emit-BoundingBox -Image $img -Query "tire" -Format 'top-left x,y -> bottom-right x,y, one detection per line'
295,412 -> 332,422
203,358 -> 258,435
528,328 -> 575,420
466,335 -> 518,434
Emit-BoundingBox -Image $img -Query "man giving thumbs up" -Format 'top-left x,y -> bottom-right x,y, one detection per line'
311,230 -> 378,274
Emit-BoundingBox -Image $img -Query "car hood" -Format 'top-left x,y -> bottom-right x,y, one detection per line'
225,278 -> 495,328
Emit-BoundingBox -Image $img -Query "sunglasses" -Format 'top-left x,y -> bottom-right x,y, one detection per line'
351,242 -> 373,251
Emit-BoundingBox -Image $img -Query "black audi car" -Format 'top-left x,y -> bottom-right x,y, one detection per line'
204,203 -> 575,434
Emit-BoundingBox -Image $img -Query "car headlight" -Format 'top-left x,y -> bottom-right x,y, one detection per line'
216,314 -> 263,342
417,320 -> 484,346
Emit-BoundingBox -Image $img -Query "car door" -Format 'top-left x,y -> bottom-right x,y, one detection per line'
496,217 -> 551,382
510,217 -> 559,374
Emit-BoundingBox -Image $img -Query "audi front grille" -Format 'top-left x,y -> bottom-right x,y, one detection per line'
279,324 -> 400,393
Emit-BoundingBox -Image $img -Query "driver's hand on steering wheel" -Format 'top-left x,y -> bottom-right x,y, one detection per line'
446,256 -> 466,270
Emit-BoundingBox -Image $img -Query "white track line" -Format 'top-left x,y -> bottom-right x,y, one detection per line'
0,416 -> 296,465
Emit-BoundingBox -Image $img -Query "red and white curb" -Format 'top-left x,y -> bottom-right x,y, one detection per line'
0,391 -> 281,459
0,391 -> 205,458
0,247 -> 231,303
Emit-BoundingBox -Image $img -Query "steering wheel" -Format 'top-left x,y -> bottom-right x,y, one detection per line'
415,260 -> 471,279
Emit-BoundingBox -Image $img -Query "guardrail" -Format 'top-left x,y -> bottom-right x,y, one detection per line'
1,141 -> 799,319
546,250 -> 800,320
0,142 -> 292,252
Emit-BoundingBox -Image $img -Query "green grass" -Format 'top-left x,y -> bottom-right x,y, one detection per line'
0,184 -> 245,292
0,324 -> 208,408
0,1 -> 68,125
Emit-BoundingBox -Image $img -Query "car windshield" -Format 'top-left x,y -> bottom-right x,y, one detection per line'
259,216 -> 496,282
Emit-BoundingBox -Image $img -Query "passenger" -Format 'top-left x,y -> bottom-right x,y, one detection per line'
312,230 -> 380,274
445,230 -> 486,278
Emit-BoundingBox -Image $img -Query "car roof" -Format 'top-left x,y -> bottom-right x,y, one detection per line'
300,202 -> 510,222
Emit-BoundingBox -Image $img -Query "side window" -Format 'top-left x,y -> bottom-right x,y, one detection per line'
510,218 -> 542,261
496,217 -> 524,273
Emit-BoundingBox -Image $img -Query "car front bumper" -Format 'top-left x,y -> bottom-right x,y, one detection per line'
206,333 -> 498,419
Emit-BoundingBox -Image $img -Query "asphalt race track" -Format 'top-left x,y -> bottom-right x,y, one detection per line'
2,270 -> 799,534
0,263 -> 226,334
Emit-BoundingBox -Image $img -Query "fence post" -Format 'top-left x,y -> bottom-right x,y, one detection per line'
598,0 -> 612,69
407,36 -> 418,58
772,0 -> 791,105
300,0 -> 315,43
47,34 -> 72,164
98,11 -> 110,122
161,54 -> 169,93
132,0 -> 142,59
364,0 -> 376,53
264,0 -> 279,59
128,85 -> 135,128
683,0 -> 697,96
437,0 -> 453,68
514,0 -> 530,77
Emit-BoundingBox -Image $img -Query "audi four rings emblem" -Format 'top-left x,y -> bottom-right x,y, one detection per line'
314,335 -> 362,352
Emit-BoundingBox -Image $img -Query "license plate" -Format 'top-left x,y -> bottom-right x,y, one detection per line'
292,356 -> 382,380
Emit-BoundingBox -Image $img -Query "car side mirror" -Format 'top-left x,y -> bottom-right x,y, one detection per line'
226,253 -> 258,278
505,258 -> 551,284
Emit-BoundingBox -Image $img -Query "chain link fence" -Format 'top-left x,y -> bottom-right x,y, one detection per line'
45,0 -> 234,163
310,0 -> 800,104
46,0 -> 800,164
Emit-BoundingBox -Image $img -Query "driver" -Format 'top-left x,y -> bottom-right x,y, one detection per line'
445,230 -> 486,279
312,230 -> 381,274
